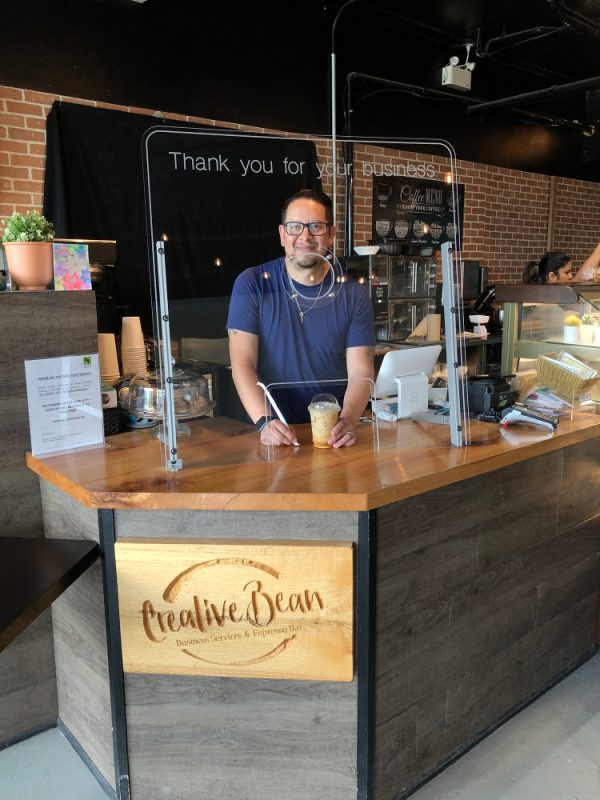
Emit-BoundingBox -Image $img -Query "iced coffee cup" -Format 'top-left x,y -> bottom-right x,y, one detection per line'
308,394 -> 340,449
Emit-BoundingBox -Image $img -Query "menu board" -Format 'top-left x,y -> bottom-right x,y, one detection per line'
371,176 -> 464,250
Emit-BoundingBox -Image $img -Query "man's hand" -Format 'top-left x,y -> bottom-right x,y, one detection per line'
329,416 -> 358,448
260,419 -> 299,446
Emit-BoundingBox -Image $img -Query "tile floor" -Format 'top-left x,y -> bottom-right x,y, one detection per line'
0,653 -> 598,800
0,726 -> 109,800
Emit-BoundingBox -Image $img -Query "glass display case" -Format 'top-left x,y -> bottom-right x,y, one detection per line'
497,284 -> 600,372
345,253 -> 437,341
389,256 -> 437,298
497,283 -> 600,411
389,297 -> 437,341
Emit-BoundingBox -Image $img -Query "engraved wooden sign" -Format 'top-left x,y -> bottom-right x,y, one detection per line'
115,539 -> 354,681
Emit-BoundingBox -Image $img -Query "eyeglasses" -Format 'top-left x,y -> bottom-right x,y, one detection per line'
283,221 -> 331,236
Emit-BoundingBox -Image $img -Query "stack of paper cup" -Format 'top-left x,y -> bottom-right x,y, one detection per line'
120,316 -> 148,375
98,333 -> 120,385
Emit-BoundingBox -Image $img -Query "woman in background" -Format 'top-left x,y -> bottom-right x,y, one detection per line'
523,251 -> 574,284
523,244 -> 600,284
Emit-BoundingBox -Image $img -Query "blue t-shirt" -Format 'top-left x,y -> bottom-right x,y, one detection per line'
227,257 -> 375,423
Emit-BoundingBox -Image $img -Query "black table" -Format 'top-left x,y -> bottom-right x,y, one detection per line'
0,536 -> 99,651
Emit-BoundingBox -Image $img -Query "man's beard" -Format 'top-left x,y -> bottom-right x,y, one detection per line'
294,252 -> 321,269
290,247 -> 327,270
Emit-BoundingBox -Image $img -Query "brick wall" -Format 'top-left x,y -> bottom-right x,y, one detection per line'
1,83 -> 599,285
553,177 -> 600,269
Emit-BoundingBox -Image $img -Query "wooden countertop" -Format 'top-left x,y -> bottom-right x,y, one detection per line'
26,412 -> 600,512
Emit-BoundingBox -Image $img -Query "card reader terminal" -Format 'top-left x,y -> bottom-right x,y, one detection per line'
499,403 -> 559,431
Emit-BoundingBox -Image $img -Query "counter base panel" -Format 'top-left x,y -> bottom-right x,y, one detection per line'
372,441 -> 600,800
116,507 -> 362,800
34,435 -> 600,800
125,674 -> 357,800
41,483 -> 116,792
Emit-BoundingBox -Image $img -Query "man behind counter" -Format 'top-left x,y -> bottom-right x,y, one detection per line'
227,189 -> 375,447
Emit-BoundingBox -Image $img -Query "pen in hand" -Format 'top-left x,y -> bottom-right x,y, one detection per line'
256,382 -> 300,446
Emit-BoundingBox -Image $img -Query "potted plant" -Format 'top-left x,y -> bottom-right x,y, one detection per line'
579,313 -> 596,344
1,210 -> 54,291
563,313 -> 581,344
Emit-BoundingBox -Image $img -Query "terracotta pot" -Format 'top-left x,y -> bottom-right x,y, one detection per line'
4,241 -> 53,291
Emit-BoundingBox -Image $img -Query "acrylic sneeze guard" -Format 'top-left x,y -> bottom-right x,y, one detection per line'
142,128 -> 468,473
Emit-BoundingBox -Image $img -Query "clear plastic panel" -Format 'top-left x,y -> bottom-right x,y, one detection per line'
257,377 -> 379,461
143,130 -> 468,471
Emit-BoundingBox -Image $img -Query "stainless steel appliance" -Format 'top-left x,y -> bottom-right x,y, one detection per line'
388,254 -> 437,340
346,252 -> 437,341
389,255 -> 437,298
345,254 -> 389,341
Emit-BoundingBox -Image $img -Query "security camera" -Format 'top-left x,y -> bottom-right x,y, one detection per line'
449,56 -> 460,67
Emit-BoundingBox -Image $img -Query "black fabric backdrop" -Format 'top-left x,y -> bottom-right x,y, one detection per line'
44,102 -> 320,335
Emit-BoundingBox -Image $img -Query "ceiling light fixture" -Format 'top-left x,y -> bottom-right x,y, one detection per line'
441,43 -> 475,92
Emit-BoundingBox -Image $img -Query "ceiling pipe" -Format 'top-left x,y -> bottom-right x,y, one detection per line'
475,24 -> 570,59
346,71 -> 590,132
467,74 -> 600,115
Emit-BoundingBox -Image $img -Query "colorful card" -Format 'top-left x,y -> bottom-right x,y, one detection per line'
53,242 -> 92,290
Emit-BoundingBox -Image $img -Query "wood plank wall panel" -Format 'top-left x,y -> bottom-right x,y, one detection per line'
117,508 -> 359,799
40,482 -> 114,789
51,565 -> 115,790
0,292 -> 98,537
41,480 -> 102,544
0,612 -> 57,743
558,437 -> 600,532
115,508 -> 359,541
125,674 -> 357,800
373,444 -> 600,800
0,291 -> 98,746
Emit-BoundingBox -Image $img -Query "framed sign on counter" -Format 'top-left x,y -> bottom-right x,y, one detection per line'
24,353 -> 103,456
371,175 -> 464,250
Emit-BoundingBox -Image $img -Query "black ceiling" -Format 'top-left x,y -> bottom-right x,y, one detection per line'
333,0 -> 600,126
1,0 -> 600,178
